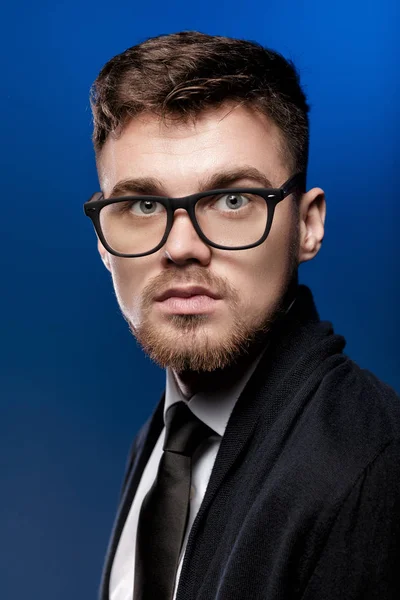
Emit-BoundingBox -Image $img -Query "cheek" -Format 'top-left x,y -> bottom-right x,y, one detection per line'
108,256 -> 148,318
264,205 -> 298,276
230,216 -> 296,310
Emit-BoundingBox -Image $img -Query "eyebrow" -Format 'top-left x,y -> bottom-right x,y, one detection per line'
107,166 -> 274,198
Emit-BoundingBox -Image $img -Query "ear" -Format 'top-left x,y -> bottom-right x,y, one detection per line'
97,238 -> 112,272
298,187 -> 326,264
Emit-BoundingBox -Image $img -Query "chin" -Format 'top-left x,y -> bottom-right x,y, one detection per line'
133,312 -> 262,372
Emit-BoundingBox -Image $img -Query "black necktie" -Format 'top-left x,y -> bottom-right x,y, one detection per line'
133,402 -> 214,600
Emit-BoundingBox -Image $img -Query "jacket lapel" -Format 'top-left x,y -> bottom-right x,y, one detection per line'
99,397 -> 164,600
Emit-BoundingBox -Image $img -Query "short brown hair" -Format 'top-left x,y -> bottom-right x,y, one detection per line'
90,31 -> 310,176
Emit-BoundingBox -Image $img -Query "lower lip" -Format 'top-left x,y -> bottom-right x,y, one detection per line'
156,295 -> 219,315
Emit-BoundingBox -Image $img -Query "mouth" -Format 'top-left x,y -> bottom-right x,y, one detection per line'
155,286 -> 220,302
154,286 -> 222,315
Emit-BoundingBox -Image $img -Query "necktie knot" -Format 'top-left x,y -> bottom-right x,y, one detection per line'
163,402 -> 214,456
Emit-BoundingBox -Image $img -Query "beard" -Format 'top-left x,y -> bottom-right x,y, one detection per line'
132,299 -> 268,373
127,228 -> 299,373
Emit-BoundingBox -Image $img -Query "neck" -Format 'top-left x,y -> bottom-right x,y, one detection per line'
172,337 -> 267,398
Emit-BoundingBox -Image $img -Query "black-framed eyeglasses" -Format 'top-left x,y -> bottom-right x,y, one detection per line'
83,172 -> 305,258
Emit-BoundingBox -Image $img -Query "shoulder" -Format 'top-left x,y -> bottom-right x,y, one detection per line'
249,359 -> 400,548
315,357 -> 400,445
292,357 -> 400,493
252,356 -> 400,499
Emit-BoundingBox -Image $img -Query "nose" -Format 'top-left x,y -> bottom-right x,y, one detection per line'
162,209 -> 212,266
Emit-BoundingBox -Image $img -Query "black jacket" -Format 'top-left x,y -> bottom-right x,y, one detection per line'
100,286 -> 400,600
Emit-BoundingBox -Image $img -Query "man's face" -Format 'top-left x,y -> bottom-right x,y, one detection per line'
97,104 -> 323,372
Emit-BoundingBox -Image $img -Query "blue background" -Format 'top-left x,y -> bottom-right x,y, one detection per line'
1,1 -> 399,598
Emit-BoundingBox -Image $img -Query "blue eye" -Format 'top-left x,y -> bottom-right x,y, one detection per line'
214,194 -> 250,211
131,200 -> 165,215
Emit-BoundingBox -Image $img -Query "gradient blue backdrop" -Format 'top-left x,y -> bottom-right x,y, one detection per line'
1,1 -> 399,598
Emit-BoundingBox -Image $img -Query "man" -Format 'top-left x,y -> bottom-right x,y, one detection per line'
84,31 -> 400,600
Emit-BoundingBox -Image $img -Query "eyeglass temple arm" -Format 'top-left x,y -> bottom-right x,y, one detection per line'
281,172 -> 306,197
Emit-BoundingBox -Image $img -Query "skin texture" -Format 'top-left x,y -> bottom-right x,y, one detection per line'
96,103 -> 326,395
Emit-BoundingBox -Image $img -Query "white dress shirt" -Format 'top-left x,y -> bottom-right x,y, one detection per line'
109,357 -> 263,600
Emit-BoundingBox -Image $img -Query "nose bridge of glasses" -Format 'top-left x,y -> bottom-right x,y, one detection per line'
167,194 -> 197,213
163,194 -> 208,251
164,194 -> 199,234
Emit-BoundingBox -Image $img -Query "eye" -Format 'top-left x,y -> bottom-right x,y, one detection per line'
214,194 -> 250,211
130,200 -> 165,215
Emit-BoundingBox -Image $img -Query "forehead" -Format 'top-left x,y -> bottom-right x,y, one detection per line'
97,104 -> 289,196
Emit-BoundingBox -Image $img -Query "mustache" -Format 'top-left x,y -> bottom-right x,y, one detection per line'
141,265 -> 238,306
